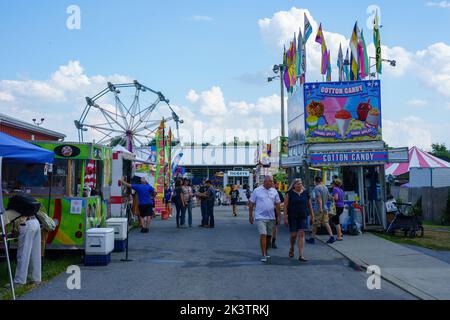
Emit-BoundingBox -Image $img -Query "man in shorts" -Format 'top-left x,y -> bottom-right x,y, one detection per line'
248,176 -> 281,262
120,177 -> 155,233
307,176 -> 335,244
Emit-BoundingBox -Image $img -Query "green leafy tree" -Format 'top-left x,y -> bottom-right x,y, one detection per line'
431,143 -> 450,159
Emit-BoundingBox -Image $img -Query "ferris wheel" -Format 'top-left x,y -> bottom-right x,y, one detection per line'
74,80 -> 183,151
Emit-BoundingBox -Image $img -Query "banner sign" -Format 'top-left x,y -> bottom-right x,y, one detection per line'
310,150 -> 388,166
154,121 -> 166,214
280,137 -> 289,159
227,171 -> 250,177
304,80 -> 382,143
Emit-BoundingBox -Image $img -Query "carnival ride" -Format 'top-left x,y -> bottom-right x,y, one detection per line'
75,80 -> 183,151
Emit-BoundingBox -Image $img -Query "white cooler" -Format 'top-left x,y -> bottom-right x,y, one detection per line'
106,218 -> 128,241
85,228 -> 115,255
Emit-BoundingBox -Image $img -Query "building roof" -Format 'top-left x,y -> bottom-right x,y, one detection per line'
175,145 -> 258,167
0,113 -> 66,140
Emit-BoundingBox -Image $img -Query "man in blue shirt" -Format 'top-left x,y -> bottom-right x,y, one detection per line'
121,177 -> 155,233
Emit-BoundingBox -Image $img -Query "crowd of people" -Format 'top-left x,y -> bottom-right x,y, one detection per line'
121,174 -> 345,264
248,175 -> 345,263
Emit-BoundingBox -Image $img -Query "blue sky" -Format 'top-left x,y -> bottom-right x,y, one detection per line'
1,0 -> 449,149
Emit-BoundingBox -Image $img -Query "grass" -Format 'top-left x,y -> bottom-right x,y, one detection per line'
422,221 -> 450,231
0,251 -> 82,300
373,228 -> 450,251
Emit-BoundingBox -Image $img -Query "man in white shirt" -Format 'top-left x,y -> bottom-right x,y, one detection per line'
248,176 -> 281,262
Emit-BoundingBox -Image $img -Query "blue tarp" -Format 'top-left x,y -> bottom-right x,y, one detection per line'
0,132 -> 54,163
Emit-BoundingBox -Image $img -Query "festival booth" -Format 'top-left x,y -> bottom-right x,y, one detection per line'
0,132 -> 55,298
2,141 -> 112,249
287,80 -> 389,231
386,146 -> 450,188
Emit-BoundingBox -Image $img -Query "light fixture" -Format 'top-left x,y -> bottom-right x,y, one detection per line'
273,65 -> 280,74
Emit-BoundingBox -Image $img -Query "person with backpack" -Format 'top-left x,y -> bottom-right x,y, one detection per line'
120,177 -> 155,233
307,176 -> 335,244
172,179 -> 187,228
283,178 -> 314,261
331,179 -> 344,241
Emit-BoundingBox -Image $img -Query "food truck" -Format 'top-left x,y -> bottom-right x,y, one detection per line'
2,141 -> 112,249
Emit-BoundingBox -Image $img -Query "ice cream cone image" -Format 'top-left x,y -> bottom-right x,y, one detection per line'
306,116 -> 319,129
335,110 -> 352,139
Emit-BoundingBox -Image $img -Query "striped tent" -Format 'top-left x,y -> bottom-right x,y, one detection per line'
385,146 -> 450,176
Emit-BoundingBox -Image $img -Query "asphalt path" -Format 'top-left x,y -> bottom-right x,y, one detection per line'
22,205 -> 415,300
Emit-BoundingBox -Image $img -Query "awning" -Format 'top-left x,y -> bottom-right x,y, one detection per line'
0,132 -> 54,163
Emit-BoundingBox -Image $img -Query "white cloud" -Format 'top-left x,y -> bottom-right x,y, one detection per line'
229,94 -> 280,115
192,15 -> 214,22
426,1 -> 450,8
383,117 -> 433,149
0,91 -> 15,102
187,86 -> 227,116
51,60 -> 90,91
178,86 -> 283,144
185,90 -> 199,103
415,42 -> 450,97
407,99 -> 428,108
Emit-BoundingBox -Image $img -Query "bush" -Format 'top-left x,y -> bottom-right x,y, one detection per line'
442,189 -> 450,225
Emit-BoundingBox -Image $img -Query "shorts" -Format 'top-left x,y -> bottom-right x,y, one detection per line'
313,210 -> 329,227
288,216 -> 310,233
331,207 -> 344,225
256,220 -> 275,236
139,204 -> 154,217
231,199 -> 238,205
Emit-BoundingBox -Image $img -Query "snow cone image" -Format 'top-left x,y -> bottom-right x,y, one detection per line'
365,109 -> 380,129
335,110 -> 352,139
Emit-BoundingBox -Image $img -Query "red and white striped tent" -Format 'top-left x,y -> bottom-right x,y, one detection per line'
385,146 -> 450,176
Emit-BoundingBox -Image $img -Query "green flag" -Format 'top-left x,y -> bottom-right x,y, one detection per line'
373,12 -> 382,74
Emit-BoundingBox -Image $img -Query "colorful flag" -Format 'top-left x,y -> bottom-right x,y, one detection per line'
326,50 -> 332,82
337,44 -> 344,81
344,48 -> 350,81
300,35 -> 306,85
291,33 -> 297,86
373,11 -> 382,74
349,22 -> 360,80
315,23 -> 328,75
283,46 -> 291,91
296,28 -> 303,79
359,30 -> 369,78
304,12 -> 312,42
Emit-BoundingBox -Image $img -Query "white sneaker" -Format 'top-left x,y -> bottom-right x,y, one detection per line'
261,256 -> 267,262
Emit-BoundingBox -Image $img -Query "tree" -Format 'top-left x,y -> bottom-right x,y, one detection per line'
431,143 -> 450,159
